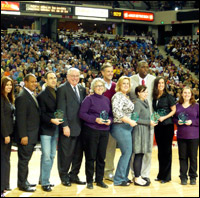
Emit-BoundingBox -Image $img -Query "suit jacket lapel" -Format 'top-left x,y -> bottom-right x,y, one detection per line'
24,89 -> 39,109
135,75 -> 140,85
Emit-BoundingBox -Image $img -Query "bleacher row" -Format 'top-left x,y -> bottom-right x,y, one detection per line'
1,29 -> 199,103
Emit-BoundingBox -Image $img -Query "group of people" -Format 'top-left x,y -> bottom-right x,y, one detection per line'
1,60 -> 199,197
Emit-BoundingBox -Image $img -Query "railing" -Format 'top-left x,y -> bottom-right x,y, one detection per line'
7,28 -> 40,35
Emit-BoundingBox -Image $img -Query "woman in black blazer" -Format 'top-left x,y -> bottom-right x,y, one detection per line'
1,76 -> 15,196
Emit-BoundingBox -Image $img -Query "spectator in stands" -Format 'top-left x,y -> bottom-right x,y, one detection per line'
1,76 -> 15,197
4,67 -> 11,77
153,77 -> 176,184
79,78 -> 112,189
111,76 -> 137,186
173,86 -> 199,185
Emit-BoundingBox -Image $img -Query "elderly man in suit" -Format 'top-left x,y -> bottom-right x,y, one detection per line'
37,71 -> 63,192
129,60 -> 156,184
57,68 -> 86,187
15,73 -> 40,192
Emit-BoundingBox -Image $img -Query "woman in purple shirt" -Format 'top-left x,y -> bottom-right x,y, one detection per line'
79,78 -> 112,190
173,86 -> 199,185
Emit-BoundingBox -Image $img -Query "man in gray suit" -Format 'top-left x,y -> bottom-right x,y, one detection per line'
129,60 -> 156,183
56,68 -> 86,186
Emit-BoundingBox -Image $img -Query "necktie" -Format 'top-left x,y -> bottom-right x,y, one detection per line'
73,86 -> 80,102
142,79 -> 145,86
32,93 -> 39,107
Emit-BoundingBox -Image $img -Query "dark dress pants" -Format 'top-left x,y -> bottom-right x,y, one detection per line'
1,138 -> 12,192
57,133 -> 83,182
83,126 -> 109,183
177,138 -> 199,180
17,143 -> 35,188
155,124 -> 174,181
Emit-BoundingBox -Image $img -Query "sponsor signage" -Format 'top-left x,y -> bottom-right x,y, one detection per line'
123,11 -> 154,21
109,10 -> 123,19
1,1 -> 20,11
24,3 -> 72,15
75,7 -> 108,18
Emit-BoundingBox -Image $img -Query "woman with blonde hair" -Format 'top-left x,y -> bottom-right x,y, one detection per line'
1,76 -> 15,196
173,86 -> 199,185
111,76 -> 137,186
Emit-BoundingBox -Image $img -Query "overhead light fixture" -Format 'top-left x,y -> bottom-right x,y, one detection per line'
78,16 -> 106,21
1,11 -> 21,15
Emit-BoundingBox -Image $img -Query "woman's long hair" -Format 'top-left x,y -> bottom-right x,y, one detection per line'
1,76 -> 15,104
152,76 -> 168,100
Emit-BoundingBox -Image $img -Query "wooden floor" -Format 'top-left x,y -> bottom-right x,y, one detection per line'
5,145 -> 199,197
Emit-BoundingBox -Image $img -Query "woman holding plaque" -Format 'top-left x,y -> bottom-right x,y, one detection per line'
1,76 -> 15,197
111,76 -> 137,186
132,85 -> 157,186
79,78 -> 112,189
152,76 -> 176,183
173,87 -> 199,185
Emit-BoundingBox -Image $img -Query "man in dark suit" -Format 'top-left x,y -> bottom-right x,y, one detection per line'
15,73 -> 40,192
57,68 -> 86,186
37,71 -> 63,192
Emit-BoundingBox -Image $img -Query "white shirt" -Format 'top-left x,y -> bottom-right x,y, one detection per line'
24,86 -> 34,96
103,80 -> 112,90
70,84 -> 80,98
138,74 -> 149,85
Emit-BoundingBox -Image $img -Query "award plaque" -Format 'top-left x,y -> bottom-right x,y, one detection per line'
131,112 -> 139,122
100,110 -> 109,123
151,112 -> 160,122
54,109 -> 64,122
178,112 -> 188,124
157,108 -> 167,116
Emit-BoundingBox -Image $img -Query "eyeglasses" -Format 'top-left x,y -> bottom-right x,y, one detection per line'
95,85 -> 104,88
70,75 -> 80,78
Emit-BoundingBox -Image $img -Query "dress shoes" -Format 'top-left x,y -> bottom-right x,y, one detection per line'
38,181 -> 54,187
87,183 -> 93,189
160,180 -> 170,184
114,181 -> 130,186
62,180 -> 71,187
142,177 -> 151,183
96,181 -> 108,188
134,181 -> 150,187
181,178 -> 187,185
28,184 -> 37,187
25,181 -> 36,187
18,186 -> 36,192
70,177 -> 86,185
190,178 -> 196,185
42,185 -> 52,192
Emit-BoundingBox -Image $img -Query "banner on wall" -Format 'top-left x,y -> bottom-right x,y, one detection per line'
75,7 -> 108,18
123,11 -> 154,21
1,1 -> 20,11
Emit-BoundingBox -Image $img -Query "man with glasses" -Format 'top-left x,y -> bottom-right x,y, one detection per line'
56,68 -> 86,186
